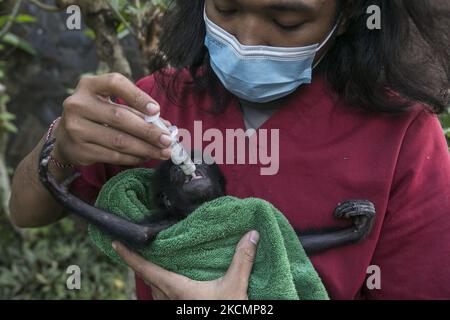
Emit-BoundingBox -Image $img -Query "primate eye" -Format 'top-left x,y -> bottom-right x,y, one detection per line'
169,166 -> 182,183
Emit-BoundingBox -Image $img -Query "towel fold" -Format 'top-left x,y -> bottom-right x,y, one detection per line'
89,168 -> 328,300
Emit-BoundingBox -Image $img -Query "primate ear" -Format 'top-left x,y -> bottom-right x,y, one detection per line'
161,193 -> 172,209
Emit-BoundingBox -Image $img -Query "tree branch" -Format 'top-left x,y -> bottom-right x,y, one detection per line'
27,0 -> 60,12
0,0 -> 24,40
105,0 -> 137,38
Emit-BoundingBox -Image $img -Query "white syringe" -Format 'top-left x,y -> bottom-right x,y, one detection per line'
144,112 -> 197,177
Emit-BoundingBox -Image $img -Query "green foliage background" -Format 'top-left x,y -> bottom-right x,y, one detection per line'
0,219 -> 129,299
440,111 -> 450,150
0,1 -> 154,300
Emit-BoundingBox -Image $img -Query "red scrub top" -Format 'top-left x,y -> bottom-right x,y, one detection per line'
70,70 -> 450,300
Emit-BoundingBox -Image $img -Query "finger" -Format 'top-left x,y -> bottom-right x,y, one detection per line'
150,285 -> 169,300
334,201 -> 369,213
78,143 -> 151,166
112,241 -> 189,293
53,136 -> 147,167
223,230 -> 260,292
100,95 -> 147,119
337,205 -> 375,216
162,119 -> 172,127
70,118 -> 172,161
79,73 -> 160,116
74,95 -> 172,147
104,94 -> 172,132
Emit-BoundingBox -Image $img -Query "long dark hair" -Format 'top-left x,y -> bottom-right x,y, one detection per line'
150,0 -> 450,114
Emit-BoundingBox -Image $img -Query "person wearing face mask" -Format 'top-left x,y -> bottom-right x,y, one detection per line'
9,0 -> 450,300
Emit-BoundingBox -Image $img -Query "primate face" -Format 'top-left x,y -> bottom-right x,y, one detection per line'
178,163 -> 219,195
169,163 -> 225,214
153,159 -> 226,217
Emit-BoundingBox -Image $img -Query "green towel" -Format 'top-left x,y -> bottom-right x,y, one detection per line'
89,168 -> 329,300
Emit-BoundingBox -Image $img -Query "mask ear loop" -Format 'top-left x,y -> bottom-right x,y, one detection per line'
312,50 -> 328,70
312,16 -> 342,70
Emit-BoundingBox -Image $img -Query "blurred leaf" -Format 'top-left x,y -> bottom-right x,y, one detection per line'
125,5 -> 139,16
116,22 -> 126,33
15,14 -> 37,24
1,33 -> 37,55
109,0 -> 121,11
36,273 -> 50,285
117,29 -> 130,40
113,278 -> 125,290
83,28 -> 96,40
152,0 -> 169,10
0,14 -> 36,28
0,94 -> 10,105
2,122 -> 17,133
0,112 -> 16,121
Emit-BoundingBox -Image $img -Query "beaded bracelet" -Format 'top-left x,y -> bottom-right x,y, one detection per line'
45,117 -> 75,169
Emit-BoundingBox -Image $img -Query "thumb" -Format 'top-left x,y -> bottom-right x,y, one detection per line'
223,230 -> 260,291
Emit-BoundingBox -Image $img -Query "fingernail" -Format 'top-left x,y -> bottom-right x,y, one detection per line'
160,134 -> 173,147
161,148 -> 172,159
248,230 -> 260,245
112,242 -> 118,250
146,102 -> 160,114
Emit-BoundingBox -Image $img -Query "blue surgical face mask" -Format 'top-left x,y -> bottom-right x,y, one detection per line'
204,8 -> 339,103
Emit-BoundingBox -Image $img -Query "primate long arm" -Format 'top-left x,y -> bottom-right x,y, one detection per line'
38,138 -> 173,245
298,200 -> 376,256
39,137 -> 376,253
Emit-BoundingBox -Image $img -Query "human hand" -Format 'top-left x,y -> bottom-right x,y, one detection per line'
112,230 -> 260,300
52,73 -> 173,167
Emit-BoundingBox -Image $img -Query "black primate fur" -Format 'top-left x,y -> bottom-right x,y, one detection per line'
137,158 -> 226,227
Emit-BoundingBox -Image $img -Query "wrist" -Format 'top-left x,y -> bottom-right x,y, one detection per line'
48,160 -> 76,184
43,117 -> 77,183
46,117 -> 75,169
31,136 -> 76,186
51,142 -> 73,168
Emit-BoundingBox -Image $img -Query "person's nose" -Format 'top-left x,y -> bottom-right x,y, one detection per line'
234,15 -> 270,46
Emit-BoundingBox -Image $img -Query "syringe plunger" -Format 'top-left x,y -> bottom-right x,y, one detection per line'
144,112 -> 197,176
